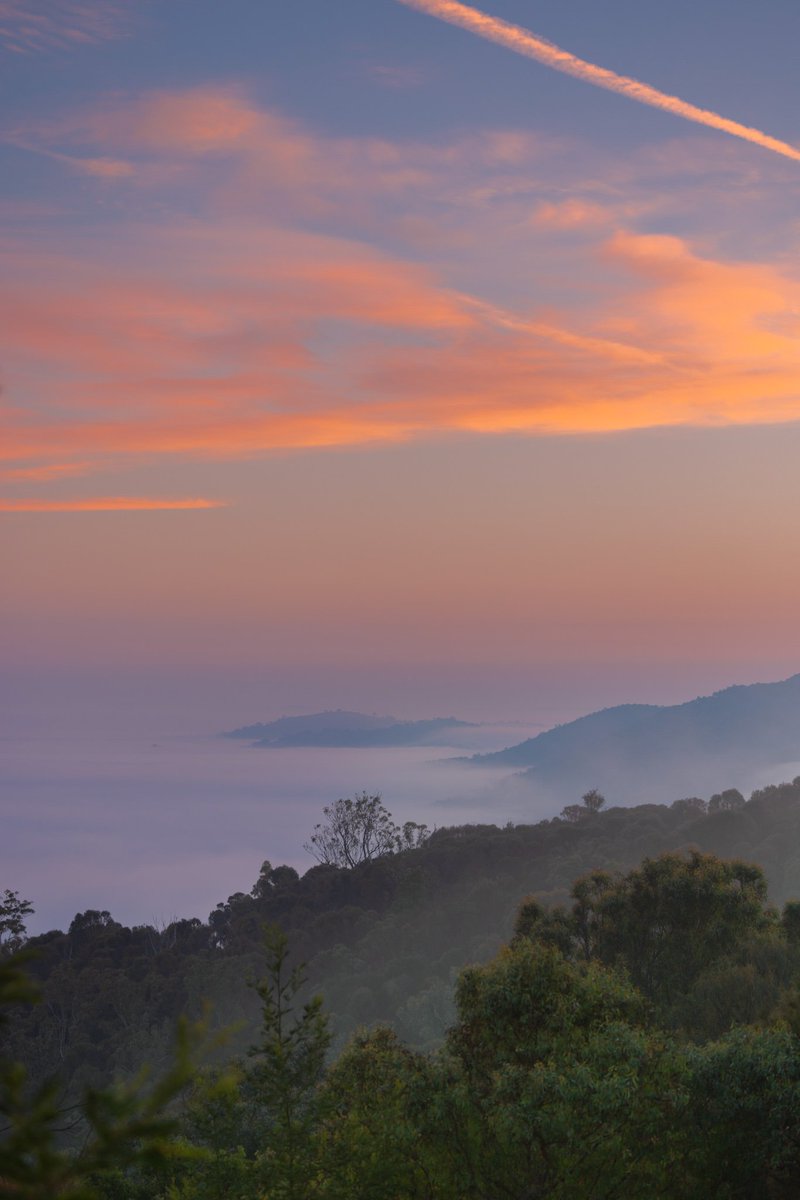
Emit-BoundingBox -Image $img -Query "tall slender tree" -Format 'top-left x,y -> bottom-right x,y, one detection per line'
247,925 -> 331,1199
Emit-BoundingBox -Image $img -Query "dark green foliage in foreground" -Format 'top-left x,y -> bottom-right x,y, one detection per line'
246,925 -> 331,1199
319,944 -> 800,1199
0,953 -> 204,1200
129,925 -> 331,1200
515,849 -> 792,1036
11,851 -> 800,1197
316,852 -> 800,1198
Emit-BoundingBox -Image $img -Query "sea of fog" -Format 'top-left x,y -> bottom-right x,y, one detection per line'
2,728 -> 541,935
6,660 -> 792,937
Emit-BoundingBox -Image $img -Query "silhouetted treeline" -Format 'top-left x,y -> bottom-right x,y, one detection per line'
9,775 -> 800,1104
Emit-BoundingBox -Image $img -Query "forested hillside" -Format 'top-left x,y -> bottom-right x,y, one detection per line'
469,673 -> 800,804
8,775 -> 800,1109
8,832 -> 800,1197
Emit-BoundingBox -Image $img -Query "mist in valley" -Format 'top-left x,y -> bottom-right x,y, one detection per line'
5,661 -> 800,937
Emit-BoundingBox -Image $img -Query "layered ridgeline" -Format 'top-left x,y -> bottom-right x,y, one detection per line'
223,709 -> 477,748
9,776 -> 800,1109
467,673 -> 800,805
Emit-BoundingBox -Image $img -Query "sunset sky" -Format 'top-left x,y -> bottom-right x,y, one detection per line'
3,0 -> 800,727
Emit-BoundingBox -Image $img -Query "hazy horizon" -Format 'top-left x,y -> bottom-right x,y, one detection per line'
5,657 -> 800,936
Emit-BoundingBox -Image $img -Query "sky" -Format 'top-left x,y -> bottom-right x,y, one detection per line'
2,0 -> 800,733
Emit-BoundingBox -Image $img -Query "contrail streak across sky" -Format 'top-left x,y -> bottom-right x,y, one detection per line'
396,0 -> 800,164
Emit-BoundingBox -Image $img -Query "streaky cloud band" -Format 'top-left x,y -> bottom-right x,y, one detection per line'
0,497 -> 227,512
397,0 -> 800,163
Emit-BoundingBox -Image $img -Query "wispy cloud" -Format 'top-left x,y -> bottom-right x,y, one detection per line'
397,0 -> 800,164
454,293 -> 666,365
4,85 -> 800,491
0,461 -> 92,482
2,220 -> 800,480
6,139 -> 135,178
9,84 -> 555,216
0,497 -> 226,512
531,198 -> 614,230
0,0 -> 130,54
365,63 -> 426,89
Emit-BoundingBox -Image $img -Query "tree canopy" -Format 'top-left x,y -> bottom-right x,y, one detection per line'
8,835 -> 800,1198
304,792 -> 429,869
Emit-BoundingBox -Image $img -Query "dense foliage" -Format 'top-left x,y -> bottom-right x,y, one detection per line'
0,954 -> 205,1200
9,840 -> 800,1196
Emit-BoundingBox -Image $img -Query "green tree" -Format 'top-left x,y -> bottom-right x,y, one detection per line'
559,789 -> 605,822
708,788 -> 746,814
0,953 -> 202,1200
682,1028 -> 800,1198
246,924 -> 331,1199
318,1027 -> 432,1200
439,940 -> 686,1198
581,787 -> 606,814
157,1068 -> 255,1200
319,941 -> 685,1199
515,851 -> 781,1032
0,892 -> 34,957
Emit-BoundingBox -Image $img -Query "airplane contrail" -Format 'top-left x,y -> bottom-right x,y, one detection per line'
454,292 -> 668,365
396,0 -> 800,164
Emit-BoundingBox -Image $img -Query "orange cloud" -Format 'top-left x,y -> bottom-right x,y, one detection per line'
1,94 -> 800,487
605,230 -> 797,355
2,212 -> 800,483
0,497 -> 226,512
360,232 -> 800,434
0,462 -> 92,482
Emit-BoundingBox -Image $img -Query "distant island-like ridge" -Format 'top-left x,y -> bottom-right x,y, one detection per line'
222,709 -> 477,748
464,672 -> 800,806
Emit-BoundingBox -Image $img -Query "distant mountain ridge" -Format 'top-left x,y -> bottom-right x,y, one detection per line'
223,709 -> 476,748
468,674 -> 800,805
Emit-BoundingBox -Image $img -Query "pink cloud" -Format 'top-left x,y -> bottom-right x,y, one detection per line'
2,219 -> 800,493
4,85 -> 800,498
89,87 -> 264,153
13,84 -> 553,219
0,0 -> 129,53
69,154 -> 134,178
532,198 -> 613,230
